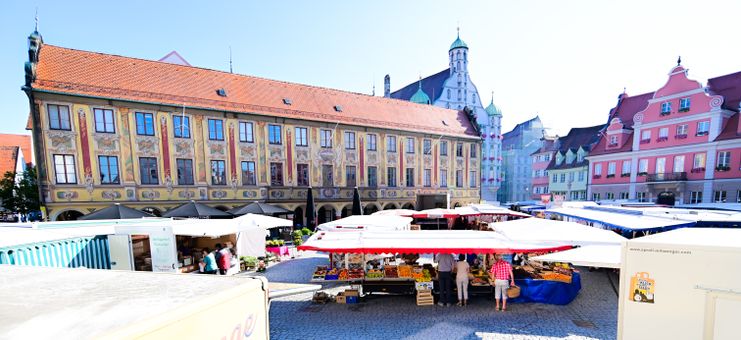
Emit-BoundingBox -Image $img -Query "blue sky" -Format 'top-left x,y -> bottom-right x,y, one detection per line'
1,0 -> 740,136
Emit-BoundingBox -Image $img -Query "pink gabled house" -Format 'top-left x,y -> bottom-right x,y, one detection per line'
588,62 -> 741,204
530,137 -> 558,199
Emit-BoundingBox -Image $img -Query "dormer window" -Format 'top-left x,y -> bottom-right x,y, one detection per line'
216,88 -> 227,97
282,98 -> 292,105
679,98 -> 691,112
660,102 -> 671,116
334,105 -> 343,112
609,135 -> 618,147
577,152 -> 584,163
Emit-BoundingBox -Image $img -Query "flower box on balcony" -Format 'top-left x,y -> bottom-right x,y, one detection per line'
639,139 -> 651,144
696,132 -> 709,136
656,137 -> 669,142
715,166 -> 730,172
690,167 -> 705,173
620,173 -> 631,177
606,174 -> 615,178
638,172 -> 648,176
607,143 -> 618,147
678,107 -> 690,113
592,175 -> 602,179
675,134 -> 688,139
660,111 -> 671,116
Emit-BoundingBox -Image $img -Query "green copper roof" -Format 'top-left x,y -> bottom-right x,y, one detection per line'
410,84 -> 431,105
449,35 -> 468,51
485,98 -> 502,116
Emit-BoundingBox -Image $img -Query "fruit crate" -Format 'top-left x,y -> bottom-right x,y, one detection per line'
416,289 -> 434,306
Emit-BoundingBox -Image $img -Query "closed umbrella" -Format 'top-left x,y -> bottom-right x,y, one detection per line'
79,203 -> 154,220
162,201 -> 232,219
351,187 -> 363,216
305,187 -> 316,229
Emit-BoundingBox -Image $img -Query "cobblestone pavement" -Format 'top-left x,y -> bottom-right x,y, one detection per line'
249,252 -> 619,340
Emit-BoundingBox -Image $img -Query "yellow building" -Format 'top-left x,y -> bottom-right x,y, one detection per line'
22,31 -> 481,222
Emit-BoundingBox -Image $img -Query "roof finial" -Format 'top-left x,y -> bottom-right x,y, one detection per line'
490,91 -> 494,104
623,87 -> 626,94
372,83 -> 375,96
418,75 -> 422,89
677,56 -> 681,66
457,23 -> 460,38
34,8 -> 38,32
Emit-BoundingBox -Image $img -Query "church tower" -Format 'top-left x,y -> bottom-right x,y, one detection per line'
386,29 -> 503,202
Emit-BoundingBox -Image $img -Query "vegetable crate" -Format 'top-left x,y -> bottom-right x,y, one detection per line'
416,289 -> 434,306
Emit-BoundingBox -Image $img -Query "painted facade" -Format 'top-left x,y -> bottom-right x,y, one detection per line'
588,62 -> 741,204
387,32 -> 502,202
546,125 -> 602,201
498,116 -> 545,203
529,137 -> 557,199
22,31 -> 481,221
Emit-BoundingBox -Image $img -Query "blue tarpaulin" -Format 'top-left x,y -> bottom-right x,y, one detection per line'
510,271 -> 581,305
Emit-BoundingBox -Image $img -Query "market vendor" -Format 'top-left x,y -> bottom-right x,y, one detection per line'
490,254 -> 515,311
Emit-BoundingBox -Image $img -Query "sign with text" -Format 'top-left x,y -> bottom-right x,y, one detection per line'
149,227 -> 178,273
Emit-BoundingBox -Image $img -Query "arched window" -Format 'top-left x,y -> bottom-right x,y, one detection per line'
446,89 -> 451,99
457,61 -> 461,70
472,93 -> 476,104
464,52 -> 467,60
458,90 -> 462,100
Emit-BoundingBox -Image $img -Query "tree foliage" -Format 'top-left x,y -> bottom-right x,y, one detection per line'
0,167 -> 40,215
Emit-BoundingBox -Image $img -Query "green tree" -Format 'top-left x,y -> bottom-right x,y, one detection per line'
0,167 -> 40,215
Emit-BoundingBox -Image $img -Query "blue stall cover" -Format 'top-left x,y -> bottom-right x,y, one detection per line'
510,271 -> 582,305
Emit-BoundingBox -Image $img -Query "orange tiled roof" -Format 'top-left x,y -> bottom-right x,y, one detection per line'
32,45 -> 479,139
0,146 -> 19,177
0,134 -> 33,167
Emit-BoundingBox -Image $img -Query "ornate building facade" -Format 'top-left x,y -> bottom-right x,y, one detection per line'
588,62 -> 741,204
385,32 -> 502,202
22,31 -> 481,221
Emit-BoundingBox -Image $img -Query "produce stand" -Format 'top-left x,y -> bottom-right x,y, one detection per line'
300,230 -> 573,302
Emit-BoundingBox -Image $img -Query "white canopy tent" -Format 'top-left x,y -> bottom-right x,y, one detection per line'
546,206 -> 696,235
235,213 -> 293,229
298,230 -> 570,254
488,218 -> 627,247
371,209 -> 416,217
317,215 -> 412,232
531,245 -> 622,269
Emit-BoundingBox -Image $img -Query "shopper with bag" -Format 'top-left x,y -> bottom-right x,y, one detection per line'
490,253 -> 515,311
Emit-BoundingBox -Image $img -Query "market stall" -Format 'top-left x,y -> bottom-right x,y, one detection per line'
113,217 -> 270,274
298,230 -> 575,302
316,215 -> 413,232
546,206 -> 696,238
488,218 -> 627,247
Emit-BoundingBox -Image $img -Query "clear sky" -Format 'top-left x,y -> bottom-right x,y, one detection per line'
1,0 -> 739,137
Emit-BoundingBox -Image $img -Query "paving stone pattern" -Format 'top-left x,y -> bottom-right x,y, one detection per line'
248,252 -> 618,340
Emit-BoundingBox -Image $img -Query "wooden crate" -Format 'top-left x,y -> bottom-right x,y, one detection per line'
416,289 -> 434,306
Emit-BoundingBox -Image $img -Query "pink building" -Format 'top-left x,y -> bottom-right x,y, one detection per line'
530,138 -> 558,199
588,62 -> 741,204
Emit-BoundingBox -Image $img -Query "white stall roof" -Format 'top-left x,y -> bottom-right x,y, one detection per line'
628,227 -> 741,250
371,209 -> 416,217
0,265 -> 266,339
317,215 -> 412,232
489,218 -> 626,246
0,218 -> 170,248
298,230 -> 570,254
235,213 -> 293,229
531,245 -> 621,268
547,207 -> 695,232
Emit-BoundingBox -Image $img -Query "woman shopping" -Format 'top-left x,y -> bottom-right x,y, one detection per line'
454,254 -> 470,306
490,253 -> 515,311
